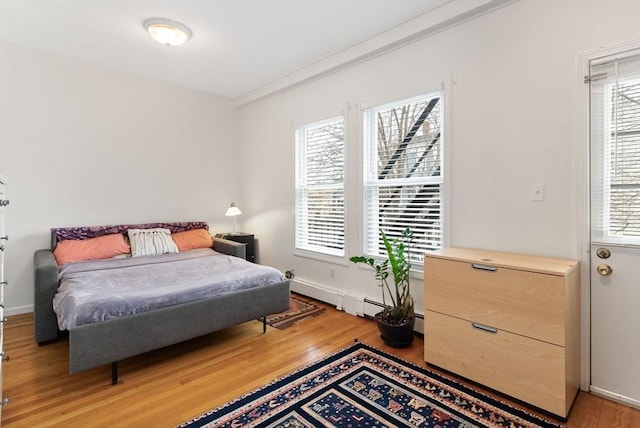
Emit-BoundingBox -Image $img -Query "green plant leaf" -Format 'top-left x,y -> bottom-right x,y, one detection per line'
350,228 -> 415,322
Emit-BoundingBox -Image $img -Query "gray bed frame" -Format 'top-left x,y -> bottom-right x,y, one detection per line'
33,223 -> 290,384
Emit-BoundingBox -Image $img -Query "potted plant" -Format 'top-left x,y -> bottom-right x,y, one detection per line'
350,228 -> 415,348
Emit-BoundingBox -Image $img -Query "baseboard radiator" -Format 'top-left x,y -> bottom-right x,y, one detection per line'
290,278 -> 424,334
363,298 -> 424,320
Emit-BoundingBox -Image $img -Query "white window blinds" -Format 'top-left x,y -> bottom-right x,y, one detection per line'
590,49 -> 640,244
363,92 -> 443,261
295,117 -> 345,256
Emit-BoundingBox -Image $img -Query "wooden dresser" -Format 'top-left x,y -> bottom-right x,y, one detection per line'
423,247 -> 580,418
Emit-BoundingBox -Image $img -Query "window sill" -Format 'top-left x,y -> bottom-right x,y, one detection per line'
293,249 -> 350,266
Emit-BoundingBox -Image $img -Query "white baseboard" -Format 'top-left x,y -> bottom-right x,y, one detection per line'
290,278 -> 367,316
291,278 -> 347,311
590,386 -> 640,409
5,304 -> 33,316
290,278 -> 424,334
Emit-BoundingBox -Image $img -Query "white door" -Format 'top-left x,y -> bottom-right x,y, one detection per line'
589,49 -> 640,408
590,245 -> 640,406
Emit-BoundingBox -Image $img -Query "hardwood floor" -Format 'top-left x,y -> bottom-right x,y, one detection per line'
2,299 -> 639,427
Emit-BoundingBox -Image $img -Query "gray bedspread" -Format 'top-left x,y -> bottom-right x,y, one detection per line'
52,248 -> 284,330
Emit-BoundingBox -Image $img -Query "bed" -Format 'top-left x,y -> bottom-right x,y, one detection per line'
33,221 -> 290,384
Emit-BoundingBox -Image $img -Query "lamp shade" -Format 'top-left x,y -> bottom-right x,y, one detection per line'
225,202 -> 242,217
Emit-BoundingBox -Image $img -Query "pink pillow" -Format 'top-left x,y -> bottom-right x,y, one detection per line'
53,234 -> 131,266
171,229 -> 213,251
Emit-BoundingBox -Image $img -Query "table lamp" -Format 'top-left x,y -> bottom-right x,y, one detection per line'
225,202 -> 242,234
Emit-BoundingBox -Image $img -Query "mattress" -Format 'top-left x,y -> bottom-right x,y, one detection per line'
52,248 -> 283,330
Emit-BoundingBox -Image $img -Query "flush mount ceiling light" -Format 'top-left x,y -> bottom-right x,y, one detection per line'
143,18 -> 192,47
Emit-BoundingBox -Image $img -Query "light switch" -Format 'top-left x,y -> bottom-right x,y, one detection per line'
531,184 -> 544,201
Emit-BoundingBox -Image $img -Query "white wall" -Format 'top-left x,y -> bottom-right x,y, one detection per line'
1,0 -> 638,322
0,43 -> 240,313
238,0 -> 640,320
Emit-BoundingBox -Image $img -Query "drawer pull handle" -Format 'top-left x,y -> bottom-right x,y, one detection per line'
472,322 -> 497,334
471,263 -> 497,272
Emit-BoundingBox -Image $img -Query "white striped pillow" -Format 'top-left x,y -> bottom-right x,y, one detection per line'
128,228 -> 179,257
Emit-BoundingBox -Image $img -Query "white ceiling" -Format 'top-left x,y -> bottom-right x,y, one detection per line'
0,0 -> 504,103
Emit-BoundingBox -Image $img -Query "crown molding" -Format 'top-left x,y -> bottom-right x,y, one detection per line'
235,0 -> 517,107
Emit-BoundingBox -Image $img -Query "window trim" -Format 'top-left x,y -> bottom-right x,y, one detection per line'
294,115 -> 346,257
360,87 -> 447,265
590,51 -> 640,245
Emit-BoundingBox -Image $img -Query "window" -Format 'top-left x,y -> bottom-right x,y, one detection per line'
590,50 -> 640,244
363,92 -> 443,262
295,117 -> 345,256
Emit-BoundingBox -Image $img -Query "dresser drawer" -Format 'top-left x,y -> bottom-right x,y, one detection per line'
424,257 -> 565,345
425,310 -> 570,417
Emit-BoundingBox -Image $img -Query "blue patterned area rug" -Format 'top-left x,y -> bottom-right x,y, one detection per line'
179,342 -> 563,428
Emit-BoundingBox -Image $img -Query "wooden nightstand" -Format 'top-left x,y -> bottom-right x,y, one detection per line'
215,232 -> 255,263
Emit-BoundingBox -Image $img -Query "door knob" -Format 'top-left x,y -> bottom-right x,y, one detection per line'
597,264 -> 613,276
596,248 -> 611,259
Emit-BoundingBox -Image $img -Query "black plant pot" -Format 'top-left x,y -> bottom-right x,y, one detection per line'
375,312 -> 415,348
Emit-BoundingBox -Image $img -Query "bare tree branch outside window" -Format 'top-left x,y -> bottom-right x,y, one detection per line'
365,93 -> 444,262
